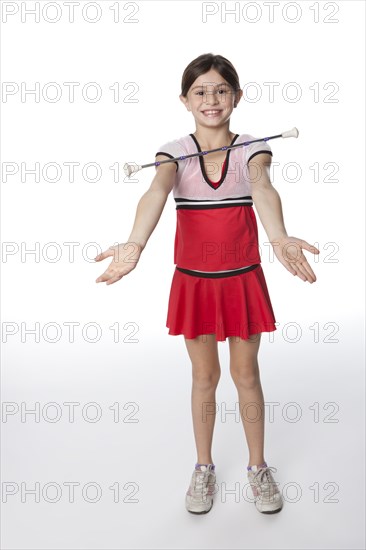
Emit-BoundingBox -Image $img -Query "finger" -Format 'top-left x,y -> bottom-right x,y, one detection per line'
296,263 -> 313,282
296,251 -> 318,281
302,241 -> 320,254
281,256 -> 312,282
291,263 -> 307,282
280,257 -> 297,276
297,259 -> 317,282
96,274 -> 108,283
105,274 -> 123,285
286,256 -> 309,281
94,249 -> 114,262
294,259 -> 317,283
96,267 -> 127,284
286,247 -> 317,282
96,275 -> 118,284
96,270 -> 117,283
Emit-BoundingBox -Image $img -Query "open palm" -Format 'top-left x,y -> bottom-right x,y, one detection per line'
271,236 -> 320,283
94,242 -> 143,285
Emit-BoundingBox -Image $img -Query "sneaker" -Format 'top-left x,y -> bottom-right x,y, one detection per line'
185,464 -> 216,514
247,464 -> 283,513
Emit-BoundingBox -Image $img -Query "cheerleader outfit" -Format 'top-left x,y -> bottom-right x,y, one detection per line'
155,132 -> 277,342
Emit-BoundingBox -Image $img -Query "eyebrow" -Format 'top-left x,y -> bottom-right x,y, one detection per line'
190,83 -> 231,90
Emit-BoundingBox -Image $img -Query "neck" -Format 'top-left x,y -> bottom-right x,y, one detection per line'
193,123 -> 235,149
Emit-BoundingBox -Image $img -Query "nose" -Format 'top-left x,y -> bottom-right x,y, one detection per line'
204,91 -> 219,106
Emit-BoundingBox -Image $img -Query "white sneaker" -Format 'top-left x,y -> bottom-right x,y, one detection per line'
185,464 -> 216,514
247,464 -> 283,513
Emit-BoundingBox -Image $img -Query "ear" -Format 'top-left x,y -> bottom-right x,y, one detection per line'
234,88 -> 243,107
179,94 -> 191,111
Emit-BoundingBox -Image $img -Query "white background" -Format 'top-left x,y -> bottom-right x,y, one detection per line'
1,1 -> 365,549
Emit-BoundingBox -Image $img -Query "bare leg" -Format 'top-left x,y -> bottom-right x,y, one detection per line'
228,333 -> 265,467
184,334 -> 221,465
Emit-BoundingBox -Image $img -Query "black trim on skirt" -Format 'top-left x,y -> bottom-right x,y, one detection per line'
175,264 -> 260,279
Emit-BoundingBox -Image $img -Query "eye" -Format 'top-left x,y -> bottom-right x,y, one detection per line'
195,91 -> 204,96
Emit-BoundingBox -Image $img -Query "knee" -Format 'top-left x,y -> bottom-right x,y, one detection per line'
192,365 -> 221,391
230,362 -> 259,390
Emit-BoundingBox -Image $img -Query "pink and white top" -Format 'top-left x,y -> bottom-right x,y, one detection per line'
155,133 -> 273,277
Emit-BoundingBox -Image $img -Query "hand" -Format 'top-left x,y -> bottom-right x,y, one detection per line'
94,242 -> 143,285
270,236 -> 320,283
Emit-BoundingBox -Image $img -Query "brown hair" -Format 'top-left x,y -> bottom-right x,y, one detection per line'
181,53 -> 241,97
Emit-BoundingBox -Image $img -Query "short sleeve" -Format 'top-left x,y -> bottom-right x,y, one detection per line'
245,135 -> 273,164
155,139 -> 186,172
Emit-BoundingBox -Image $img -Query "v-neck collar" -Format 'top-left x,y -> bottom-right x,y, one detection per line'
189,133 -> 240,191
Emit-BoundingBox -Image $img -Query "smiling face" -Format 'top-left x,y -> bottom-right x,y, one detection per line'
179,68 -> 242,130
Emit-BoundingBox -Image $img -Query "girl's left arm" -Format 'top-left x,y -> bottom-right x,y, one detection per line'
249,153 -> 320,283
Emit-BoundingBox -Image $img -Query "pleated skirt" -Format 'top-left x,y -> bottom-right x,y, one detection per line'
166,264 -> 277,342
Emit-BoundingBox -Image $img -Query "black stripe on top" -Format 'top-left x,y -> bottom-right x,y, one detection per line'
174,195 -> 253,210
155,152 -> 179,172
176,264 -> 260,278
190,133 -> 239,190
247,150 -> 273,164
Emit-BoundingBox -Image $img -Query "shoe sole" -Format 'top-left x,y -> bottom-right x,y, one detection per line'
186,502 -> 213,514
256,503 -> 283,514
186,497 -> 214,514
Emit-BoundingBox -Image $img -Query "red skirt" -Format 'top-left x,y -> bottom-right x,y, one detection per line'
166,264 -> 277,342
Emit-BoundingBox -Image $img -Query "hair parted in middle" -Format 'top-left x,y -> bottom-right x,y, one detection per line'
180,53 -> 241,97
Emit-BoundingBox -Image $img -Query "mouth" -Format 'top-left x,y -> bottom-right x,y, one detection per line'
201,109 -> 222,117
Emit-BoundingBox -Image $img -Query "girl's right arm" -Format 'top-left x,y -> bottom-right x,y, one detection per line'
94,155 -> 177,285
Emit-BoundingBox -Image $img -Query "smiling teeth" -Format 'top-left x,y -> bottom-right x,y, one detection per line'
204,110 -> 220,114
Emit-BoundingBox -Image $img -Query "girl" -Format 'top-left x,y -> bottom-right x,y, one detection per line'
94,53 -> 319,515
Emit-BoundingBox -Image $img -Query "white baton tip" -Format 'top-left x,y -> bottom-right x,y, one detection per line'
123,163 -> 141,177
281,127 -> 299,139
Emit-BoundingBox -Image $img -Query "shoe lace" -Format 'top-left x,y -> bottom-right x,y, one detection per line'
193,468 -> 214,499
252,466 -> 279,498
